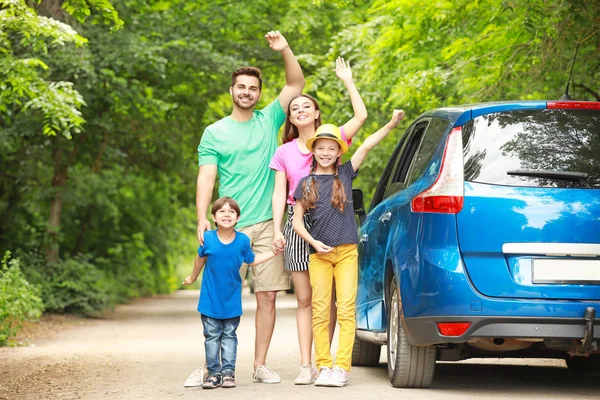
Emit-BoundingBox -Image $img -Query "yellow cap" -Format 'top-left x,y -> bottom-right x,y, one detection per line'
305,124 -> 348,154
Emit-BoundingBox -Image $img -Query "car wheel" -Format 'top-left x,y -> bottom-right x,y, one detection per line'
387,278 -> 436,388
565,355 -> 600,372
351,335 -> 381,366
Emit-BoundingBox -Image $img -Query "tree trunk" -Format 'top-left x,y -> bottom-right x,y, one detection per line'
46,136 -> 68,263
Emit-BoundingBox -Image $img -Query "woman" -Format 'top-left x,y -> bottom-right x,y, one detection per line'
269,57 -> 367,385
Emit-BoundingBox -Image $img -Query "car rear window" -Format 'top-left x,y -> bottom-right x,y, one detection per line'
462,108 -> 600,188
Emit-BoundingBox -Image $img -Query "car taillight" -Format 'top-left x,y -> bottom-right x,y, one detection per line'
411,126 -> 464,214
546,101 -> 600,109
437,322 -> 471,337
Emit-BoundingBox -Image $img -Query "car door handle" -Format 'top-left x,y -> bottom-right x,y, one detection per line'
360,234 -> 369,243
379,211 -> 392,224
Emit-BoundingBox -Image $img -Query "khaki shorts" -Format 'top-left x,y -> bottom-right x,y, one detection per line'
239,219 -> 290,293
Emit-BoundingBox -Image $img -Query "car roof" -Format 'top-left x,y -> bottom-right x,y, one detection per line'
419,101 -> 548,127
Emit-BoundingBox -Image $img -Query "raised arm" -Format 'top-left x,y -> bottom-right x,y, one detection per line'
292,203 -> 332,254
351,110 -> 405,172
265,30 -> 305,111
272,170 -> 288,252
196,165 -> 217,244
336,57 -> 367,140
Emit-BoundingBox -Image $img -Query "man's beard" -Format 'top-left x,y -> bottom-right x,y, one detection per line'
233,95 -> 257,110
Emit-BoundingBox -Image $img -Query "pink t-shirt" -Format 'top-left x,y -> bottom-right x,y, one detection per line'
269,127 -> 352,205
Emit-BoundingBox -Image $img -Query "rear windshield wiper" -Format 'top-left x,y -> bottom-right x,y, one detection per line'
507,170 -> 589,182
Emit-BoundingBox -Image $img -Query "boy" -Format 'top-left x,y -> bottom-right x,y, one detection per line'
183,196 -> 280,389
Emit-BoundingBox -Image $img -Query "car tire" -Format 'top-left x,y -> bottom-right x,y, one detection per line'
565,355 -> 600,372
351,335 -> 382,366
387,278 -> 436,388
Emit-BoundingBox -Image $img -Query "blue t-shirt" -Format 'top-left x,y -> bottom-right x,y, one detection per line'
197,230 -> 255,319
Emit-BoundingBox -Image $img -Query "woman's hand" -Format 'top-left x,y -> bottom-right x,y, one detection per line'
265,30 -> 289,52
335,57 -> 353,83
273,231 -> 286,254
312,241 -> 333,254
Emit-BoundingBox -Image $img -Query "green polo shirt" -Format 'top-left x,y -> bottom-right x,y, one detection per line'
198,99 -> 285,228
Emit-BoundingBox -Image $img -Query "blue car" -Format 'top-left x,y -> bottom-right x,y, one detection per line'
351,101 -> 600,388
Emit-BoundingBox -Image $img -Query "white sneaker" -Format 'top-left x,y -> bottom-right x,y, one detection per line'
328,367 -> 348,387
294,365 -> 318,385
314,366 -> 332,387
184,368 -> 208,387
252,365 -> 281,384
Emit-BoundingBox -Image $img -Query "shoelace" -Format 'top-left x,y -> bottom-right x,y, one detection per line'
259,365 -> 277,376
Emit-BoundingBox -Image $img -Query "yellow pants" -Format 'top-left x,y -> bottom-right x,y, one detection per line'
309,244 -> 358,371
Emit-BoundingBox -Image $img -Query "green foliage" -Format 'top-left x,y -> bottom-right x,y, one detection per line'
0,251 -> 43,346
23,253 -> 115,316
1,0 -> 598,319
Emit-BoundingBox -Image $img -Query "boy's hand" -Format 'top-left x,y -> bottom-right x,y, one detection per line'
388,109 -> 405,129
312,241 -> 333,254
335,57 -> 353,83
265,30 -> 289,52
182,276 -> 195,285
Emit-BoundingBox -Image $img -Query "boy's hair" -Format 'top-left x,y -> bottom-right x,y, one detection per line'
283,94 -> 322,144
231,67 -> 263,91
299,156 -> 347,212
211,196 -> 241,217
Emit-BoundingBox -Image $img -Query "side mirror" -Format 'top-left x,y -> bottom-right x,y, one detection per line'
352,189 -> 366,225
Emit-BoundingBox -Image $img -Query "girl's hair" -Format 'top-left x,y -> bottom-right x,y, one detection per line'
283,94 -> 322,144
299,155 -> 347,212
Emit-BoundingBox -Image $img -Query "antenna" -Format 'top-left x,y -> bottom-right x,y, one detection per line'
560,41 -> 581,101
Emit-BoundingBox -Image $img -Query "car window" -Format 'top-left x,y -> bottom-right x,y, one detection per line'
407,117 -> 451,185
463,109 -> 600,188
384,120 -> 430,198
369,137 -> 406,209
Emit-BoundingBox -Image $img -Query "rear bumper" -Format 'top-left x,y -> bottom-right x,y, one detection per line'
404,315 -> 600,346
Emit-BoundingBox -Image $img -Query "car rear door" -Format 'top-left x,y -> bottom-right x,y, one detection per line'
457,105 -> 600,300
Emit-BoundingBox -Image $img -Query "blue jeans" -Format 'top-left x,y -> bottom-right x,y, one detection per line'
201,315 -> 240,376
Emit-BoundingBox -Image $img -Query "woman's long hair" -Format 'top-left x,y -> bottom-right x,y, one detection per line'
283,94 -> 322,144
299,155 -> 347,213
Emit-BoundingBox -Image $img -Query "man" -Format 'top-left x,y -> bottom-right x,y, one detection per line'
196,30 -> 304,384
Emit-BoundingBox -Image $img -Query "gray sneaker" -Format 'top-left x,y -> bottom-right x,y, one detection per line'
314,367 -> 332,387
294,365 -> 318,385
328,367 -> 348,387
183,368 -> 208,387
252,365 -> 281,384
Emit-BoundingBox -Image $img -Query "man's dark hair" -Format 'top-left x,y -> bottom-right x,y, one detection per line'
231,67 -> 263,91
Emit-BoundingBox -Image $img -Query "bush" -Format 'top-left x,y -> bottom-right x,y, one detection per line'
19,252 -> 116,316
0,251 -> 43,346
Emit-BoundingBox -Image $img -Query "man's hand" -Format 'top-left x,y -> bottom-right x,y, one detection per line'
312,241 -> 333,254
197,218 -> 211,245
272,231 -> 286,254
335,57 -> 353,83
265,30 -> 289,52
182,276 -> 195,285
387,109 -> 405,129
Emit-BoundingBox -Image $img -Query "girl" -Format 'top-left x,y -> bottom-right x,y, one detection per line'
269,57 -> 367,384
292,110 -> 405,387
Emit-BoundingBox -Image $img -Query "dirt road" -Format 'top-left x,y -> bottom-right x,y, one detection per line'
1,291 -> 597,399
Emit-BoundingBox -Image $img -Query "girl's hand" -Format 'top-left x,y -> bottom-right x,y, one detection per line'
265,30 -> 289,52
312,241 -> 333,254
335,57 -> 353,83
388,109 -> 406,129
182,276 -> 195,285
